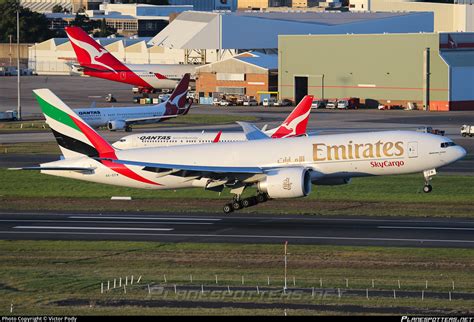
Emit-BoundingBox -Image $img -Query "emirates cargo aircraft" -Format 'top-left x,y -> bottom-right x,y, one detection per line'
65,26 -> 195,92
112,95 -> 314,148
11,89 -> 466,213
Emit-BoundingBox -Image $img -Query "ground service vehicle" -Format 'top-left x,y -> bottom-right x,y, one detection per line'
461,125 -> 474,137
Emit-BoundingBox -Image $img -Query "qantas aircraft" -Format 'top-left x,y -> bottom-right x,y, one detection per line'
65,26 -> 196,92
11,89 -> 466,213
73,73 -> 192,132
112,95 -> 313,148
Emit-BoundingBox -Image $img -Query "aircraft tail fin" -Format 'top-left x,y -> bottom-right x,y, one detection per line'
164,73 -> 190,115
33,88 -> 116,160
271,95 -> 313,138
65,26 -> 125,72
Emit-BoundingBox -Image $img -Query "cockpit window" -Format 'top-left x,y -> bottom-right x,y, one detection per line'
119,139 -> 126,142
441,142 -> 456,148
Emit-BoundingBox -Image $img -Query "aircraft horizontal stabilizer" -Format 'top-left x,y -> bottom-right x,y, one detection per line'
8,166 -> 95,173
236,121 -> 270,141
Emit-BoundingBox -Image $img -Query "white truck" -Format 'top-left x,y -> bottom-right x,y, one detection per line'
461,125 -> 474,137
0,110 -> 18,121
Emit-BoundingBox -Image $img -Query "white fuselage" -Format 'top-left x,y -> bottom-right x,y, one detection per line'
113,132 -> 247,149
42,131 -> 466,191
127,63 -> 196,88
74,104 -> 168,129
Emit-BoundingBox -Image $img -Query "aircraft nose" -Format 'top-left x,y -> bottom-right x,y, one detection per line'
456,145 -> 467,159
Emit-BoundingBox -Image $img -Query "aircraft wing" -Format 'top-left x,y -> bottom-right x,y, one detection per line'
236,121 -> 270,141
96,158 -> 264,174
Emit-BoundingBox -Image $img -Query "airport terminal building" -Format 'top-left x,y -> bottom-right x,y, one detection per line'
279,32 -> 474,111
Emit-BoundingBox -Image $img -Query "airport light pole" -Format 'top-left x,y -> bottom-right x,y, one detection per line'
284,240 -> 288,292
16,1 -> 22,120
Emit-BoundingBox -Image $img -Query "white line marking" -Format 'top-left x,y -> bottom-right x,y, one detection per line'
0,220 -> 212,225
378,226 -> 474,231
2,231 -> 474,244
13,226 -> 173,231
68,216 -> 221,221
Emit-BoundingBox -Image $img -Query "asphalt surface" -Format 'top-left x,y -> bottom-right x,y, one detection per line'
2,212 -> 474,248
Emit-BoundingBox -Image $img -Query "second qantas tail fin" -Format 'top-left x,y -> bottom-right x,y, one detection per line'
271,95 -> 313,138
164,73 -> 190,115
65,26 -> 126,73
33,89 -> 116,160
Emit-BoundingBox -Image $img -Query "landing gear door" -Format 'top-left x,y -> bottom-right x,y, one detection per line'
408,141 -> 418,158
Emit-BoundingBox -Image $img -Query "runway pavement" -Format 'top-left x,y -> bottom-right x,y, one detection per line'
2,212 -> 474,248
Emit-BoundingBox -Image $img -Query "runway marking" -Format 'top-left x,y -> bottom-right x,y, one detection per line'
2,231 -> 474,244
0,220 -> 213,225
13,226 -> 174,231
68,216 -> 221,221
378,226 -> 474,231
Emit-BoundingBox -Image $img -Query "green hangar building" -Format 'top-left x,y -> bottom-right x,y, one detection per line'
278,33 -> 474,111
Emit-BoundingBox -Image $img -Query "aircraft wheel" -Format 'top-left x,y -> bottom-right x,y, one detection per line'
256,193 -> 268,203
423,184 -> 432,193
232,201 -> 241,210
241,198 -> 251,208
223,204 -> 233,214
125,126 -> 132,132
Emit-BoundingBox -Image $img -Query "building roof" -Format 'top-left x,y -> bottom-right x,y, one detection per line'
21,0 -> 72,13
235,52 -> 278,70
149,10 -> 433,50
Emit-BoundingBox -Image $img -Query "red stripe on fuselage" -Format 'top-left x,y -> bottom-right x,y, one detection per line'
70,116 -> 160,186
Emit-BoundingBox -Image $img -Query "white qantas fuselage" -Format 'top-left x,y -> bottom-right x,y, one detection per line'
126,64 -> 196,88
74,105 -> 169,129
42,131 -> 466,190
113,132 -> 246,148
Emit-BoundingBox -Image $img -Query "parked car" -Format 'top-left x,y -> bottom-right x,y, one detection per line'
326,100 -> 337,109
243,99 -> 258,106
274,99 -> 292,107
212,98 -> 221,106
311,99 -> 326,109
262,98 -> 277,107
219,99 -> 235,106
337,97 -> 360,109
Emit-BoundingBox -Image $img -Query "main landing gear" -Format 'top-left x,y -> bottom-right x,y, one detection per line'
223,193 -> 269,214
422,169 -> 436,193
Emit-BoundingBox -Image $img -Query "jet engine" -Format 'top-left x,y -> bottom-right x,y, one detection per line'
107,120 -> 127,131
257,168 -> 312,199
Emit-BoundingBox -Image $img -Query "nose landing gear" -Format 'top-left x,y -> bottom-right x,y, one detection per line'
422,169 -> 436,193
223,193 -> 269,214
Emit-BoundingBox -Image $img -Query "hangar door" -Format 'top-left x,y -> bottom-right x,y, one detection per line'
451,66 -> 474,102
294,76 -> 308,104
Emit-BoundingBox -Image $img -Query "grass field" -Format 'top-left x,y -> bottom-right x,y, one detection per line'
0,169 -> 473,216
0,241 -> 473,315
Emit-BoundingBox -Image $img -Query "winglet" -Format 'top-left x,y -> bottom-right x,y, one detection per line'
213,130 -> 222,143
236,121 -> 270,141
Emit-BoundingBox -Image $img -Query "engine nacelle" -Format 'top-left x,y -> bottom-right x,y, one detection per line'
107,120 -> 127,131
258,168 -> 312,199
